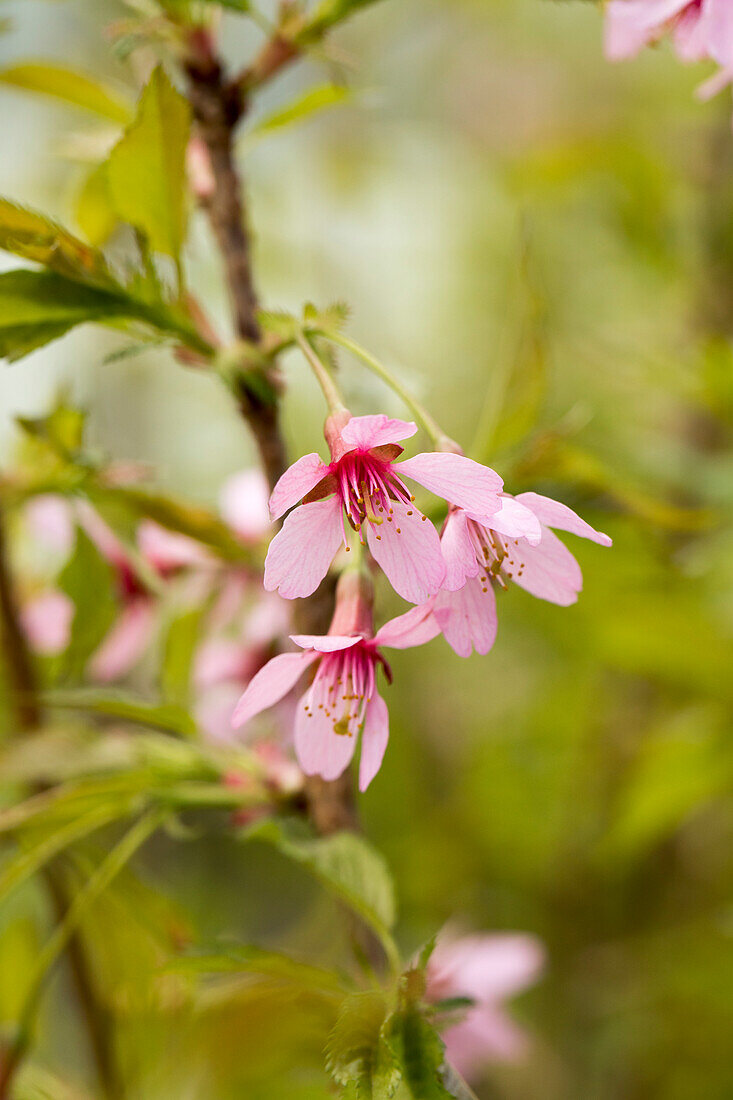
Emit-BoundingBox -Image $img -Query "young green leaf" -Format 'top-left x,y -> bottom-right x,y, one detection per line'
75,163 -> 118,246
107,66 -> 191,260
325,991 -> 401,1099
160,606 -> 205,707
90,485 -> 254,564
168,945 -> 347,994
245,84 -> 351,146
385,1008 -> 452,1100
0,198 -> 115,287
42,689 -> 198,738
0,268 -> 213,362
303,0 -> 385,38
244,820 -> 398,961
58,527 -> 118,676
0,62 -> 132,123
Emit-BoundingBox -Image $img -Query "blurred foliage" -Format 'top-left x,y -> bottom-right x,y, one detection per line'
0,0 -> 732,1099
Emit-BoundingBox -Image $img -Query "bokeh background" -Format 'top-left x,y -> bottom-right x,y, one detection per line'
1,1 -> 732,1097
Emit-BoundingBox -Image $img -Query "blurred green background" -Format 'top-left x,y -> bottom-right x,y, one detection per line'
1,1 -> 732,1098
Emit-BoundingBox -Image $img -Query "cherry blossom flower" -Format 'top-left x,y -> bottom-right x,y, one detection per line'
431,493 -> 612,658
219,469 -> 271,543
426,931 -> 544,1082
605,0 -> 733,110
264,412 -> 504,605
20,590 -> 74,656
232,571 -> 439,789
194,592 -> 291,741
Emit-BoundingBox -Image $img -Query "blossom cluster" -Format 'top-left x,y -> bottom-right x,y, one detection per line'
233,411 -> 611,790
605,0 -> 733,117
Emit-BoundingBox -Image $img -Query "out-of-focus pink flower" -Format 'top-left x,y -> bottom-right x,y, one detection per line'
264,412 -> 504,604
431,493 -> 611,658
219,469 -> 271,543
232,571 -> 439,789
426,931 -> 545,1082
88,598 -> 157,682
24,495 -> 76,559
137,520 -> 213,575
605,0 -> 733,112
20,590 -> 74,656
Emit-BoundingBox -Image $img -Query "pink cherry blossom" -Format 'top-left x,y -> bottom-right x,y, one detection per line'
219,469 -> 271,543
20,590 -> 74,656
432,493 -> 611,658
137,520 -> 213,575
426,930 -> 544,1082
605,0 -> 733,112
232,571 -> 439,789
264,412 -> 504,605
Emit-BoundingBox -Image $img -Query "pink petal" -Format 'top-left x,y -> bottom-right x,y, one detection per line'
243,592 -> 290,647
294,682 -> 357,781
358,690 -> 389,791
398,452 -> 503,519
373,603 -> 441,650
485,496 -> 542,546
264,497 -> 344,600
137,520 -> 212,572
439,509 -> 480,592
340,414 -> 417,452
433,578 -> 497,658
704,0 -> 733,67
195,684 -> 244,742
289,633 -> 363,653
515,492 -> 612,546
507,527 -> 583,606
88,598 -> 156,682
76,500 -> 129,570
365,500 -> 445,604
443,1006 -> 530,1079
269,453 -> 331,521
434,933 -> 545,1002
674,2 -> 710,60
604,0 -> 691,60
21,590 -> 74,655
194,637 -> 258,690
25,494 -> 75,557
231,650 -> 318,728
219,469 -> 271,542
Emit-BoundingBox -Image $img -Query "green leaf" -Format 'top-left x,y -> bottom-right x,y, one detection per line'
91,485 -> 256,563
245,820 -> 398,955
303,0 -> 385,37
245,84 -> 351,146
42,689 -> 197,737
107,65 -> 191,259
326,991 -> 401,1099
57,527 -> 118,675
168,945 -> 347,994
16,402 -> 86,456
0,268 -> 213,362
0,801 -> 130,906
0,62 -> 132,123
75,163 -> 118,246
160,606 -> 205,707
386,1008 -> 452,1100
0,198 -> 114,287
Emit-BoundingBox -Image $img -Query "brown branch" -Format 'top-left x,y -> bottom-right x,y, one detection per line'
185,37 -> 288,491
0,509 -> 123,1100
